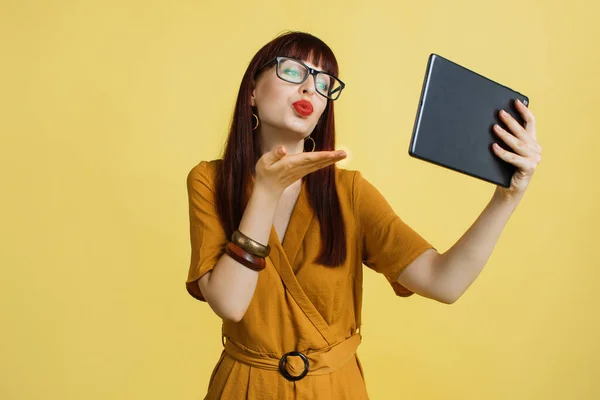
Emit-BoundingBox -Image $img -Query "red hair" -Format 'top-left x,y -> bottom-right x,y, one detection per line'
215,31 -> 347,267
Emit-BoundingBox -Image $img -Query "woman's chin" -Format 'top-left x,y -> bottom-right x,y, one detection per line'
262,116 -> 315,139
275,122 -> 313,139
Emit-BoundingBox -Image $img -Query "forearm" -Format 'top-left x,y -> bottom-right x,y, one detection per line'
201,185 -> 280,322
433,189 -> 522,302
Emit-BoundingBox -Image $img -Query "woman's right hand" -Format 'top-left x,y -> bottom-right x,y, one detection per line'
254,146 -> 347,196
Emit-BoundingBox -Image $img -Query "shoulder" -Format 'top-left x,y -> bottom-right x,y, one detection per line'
334,165 -> 359,184
334,166 -> 369,194
335,166 -> 387,211
186,159 -> 223,191
334,166 -> 364,211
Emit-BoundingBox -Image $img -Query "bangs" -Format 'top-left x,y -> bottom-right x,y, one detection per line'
267,32 -> 339,76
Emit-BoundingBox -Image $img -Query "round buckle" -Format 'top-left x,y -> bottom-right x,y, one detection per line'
278,351 -> 309,381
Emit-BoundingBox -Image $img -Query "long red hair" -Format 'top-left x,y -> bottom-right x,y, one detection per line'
215,31 -> 347,267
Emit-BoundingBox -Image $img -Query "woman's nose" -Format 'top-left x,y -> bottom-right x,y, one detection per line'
299,76 -> 316,95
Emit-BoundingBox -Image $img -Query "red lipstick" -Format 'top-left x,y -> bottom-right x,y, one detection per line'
292,100 -> 314,117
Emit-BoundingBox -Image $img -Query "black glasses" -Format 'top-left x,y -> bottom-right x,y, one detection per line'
257,56 -> 345,100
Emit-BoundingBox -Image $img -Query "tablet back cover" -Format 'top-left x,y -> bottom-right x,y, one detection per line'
409,54 -> 529,188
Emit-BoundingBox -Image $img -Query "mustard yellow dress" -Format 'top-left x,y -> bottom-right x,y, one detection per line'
185,160 -> 433,399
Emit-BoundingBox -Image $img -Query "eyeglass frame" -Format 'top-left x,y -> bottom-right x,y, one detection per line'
255,56 -> 346,100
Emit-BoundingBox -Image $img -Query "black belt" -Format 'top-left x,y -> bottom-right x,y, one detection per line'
278,351 -> 310,381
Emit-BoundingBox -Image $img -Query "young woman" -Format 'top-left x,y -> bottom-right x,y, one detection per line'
185,31 -> 541,399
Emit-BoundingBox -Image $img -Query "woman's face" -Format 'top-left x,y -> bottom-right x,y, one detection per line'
251,58 -> 329,140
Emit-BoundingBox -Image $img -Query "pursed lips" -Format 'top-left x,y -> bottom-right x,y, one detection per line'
292,100 -> 314,117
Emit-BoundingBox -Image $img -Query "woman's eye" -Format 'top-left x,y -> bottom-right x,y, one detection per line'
317,81 -> 329,91
282,68 -> 301,77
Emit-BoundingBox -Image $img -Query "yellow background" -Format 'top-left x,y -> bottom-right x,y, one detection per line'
1,0 -> 598,399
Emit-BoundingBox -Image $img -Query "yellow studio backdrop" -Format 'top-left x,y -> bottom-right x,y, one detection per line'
1,0 -> 598,399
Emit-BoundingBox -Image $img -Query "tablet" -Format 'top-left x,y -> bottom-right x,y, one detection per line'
408,53 -> 529,188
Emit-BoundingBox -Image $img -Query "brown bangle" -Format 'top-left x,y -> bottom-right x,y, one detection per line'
232,230 -> 271,258
225,241 -> 266,271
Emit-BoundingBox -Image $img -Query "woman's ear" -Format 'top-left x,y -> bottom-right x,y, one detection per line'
250,78 -> 258,107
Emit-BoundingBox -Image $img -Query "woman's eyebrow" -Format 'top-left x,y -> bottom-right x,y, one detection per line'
307,64 -> 325,72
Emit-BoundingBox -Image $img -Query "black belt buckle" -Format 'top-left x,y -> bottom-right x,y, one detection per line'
278,351 -> 309,381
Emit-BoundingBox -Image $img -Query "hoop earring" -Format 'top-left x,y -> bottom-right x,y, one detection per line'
252,113 -> 260,131
304,136 -> 316,152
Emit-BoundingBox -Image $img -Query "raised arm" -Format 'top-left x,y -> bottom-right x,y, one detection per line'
397,99 -> 541,304
191,146 -> 347,322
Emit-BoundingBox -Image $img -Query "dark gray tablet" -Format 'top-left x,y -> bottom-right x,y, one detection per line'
408,54 -> 529,188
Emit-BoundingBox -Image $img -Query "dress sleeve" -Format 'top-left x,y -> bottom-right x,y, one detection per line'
185,161 -> 227,302
353,170 -> 435,297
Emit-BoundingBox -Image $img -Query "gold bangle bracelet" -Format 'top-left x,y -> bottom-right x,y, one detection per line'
225,242 -> 266,271
231,230 -> 271,258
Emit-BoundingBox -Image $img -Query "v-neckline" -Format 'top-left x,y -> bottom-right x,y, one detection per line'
265,181 -> 339,345
276,180 -> 304,245
269,179 -> 313,270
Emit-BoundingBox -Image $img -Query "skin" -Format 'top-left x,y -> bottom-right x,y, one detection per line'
251,58 -> 330,157
397,99 -> 542,304
198,59 -> 347,322
199,57 -> 542,321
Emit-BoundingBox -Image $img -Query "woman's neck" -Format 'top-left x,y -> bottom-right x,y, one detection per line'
256,127 -> 308,156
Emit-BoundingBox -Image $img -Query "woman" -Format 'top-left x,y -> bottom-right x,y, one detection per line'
185,31 -> 541,399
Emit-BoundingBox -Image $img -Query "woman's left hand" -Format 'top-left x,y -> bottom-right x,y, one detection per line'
492,99 -> 542,203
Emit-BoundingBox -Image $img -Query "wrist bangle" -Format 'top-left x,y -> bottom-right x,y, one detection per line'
232,230 -> 271,258
225,241 -> 266,271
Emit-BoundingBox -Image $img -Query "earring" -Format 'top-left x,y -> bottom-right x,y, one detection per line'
304,136 -> 316,152
252,113 -> 260,131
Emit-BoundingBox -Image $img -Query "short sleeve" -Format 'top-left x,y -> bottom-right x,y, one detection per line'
185,161 -> 228,302
353,171 -> 435,297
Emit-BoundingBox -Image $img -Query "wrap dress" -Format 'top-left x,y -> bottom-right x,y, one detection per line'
185,160 -> 434,399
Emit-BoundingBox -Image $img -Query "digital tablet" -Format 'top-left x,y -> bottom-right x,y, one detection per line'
408,53 -> 529,188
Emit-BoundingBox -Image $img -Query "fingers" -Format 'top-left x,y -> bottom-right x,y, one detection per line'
285,150 -> 346,167
282,150 -> 346,177
514,99 -> 536,137
276,147 -> 288,163
492,142 -> 540,175
498,109 -> 528,141
493,124 -> 538,158
303,154 -> 346,174
495,102 -> 542,158
256,148 -> 347,191
263,146 -> 287,167
492,101 -> 542,186
500,101 -> 537,144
